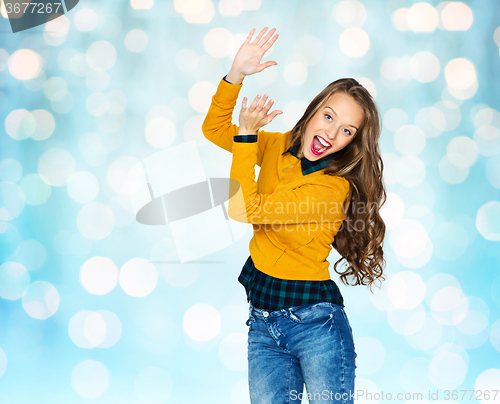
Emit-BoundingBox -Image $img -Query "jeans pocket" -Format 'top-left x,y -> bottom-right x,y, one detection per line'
287,302 -> 334,324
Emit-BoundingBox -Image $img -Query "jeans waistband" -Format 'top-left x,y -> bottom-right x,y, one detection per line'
249,302 -> 286,318
249,301 -> 337,320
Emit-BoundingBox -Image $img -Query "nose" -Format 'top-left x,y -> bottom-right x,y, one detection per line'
325,126 -> 339,142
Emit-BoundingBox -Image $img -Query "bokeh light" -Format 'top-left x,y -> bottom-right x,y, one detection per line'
476,201 -> 500,241
119,258 -> 158,297
0,262 -> 30,300
409,51 -> 440,83
183,303 -> 221,342
80,256 -> 119,295
395,156 -> 426,187
8,49 -> 42,80
388,271 -> 425,310
21,281 -> 60,319
0,182 -> 25,220
125,29 -> 148,53
406,3 -> 439,33
1,3 -> 499,402
44,14 -> 70,44
5,109 -> 36,140
430,286 -> 466,326
77,202 -> 115,240
387,303 -> 426,335
339,27 -> 370,58
415,106 -> 446,138
394,125 -> 426,156
444,58 -> 478,100
145,116 -> 177,148
69,309 -> 121,349
440,2 -> 473,31
74,8 -> 99,32
379,191 -> 405,230
333,0 -> 367,28
37,148 -> 76,186
405,313 -> 442,350
86,41 -> 117,71
475,369 -> 500,404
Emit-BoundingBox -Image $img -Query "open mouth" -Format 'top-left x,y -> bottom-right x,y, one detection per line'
311,135 -> 331,155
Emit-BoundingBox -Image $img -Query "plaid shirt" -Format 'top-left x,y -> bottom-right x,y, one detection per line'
238,255 -> 344,310
228,99 -> 345,310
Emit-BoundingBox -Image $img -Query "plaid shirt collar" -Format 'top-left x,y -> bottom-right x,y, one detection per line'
281,141 -> 342,176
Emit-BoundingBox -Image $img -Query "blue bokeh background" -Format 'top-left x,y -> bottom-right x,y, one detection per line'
1,0 -> 500,403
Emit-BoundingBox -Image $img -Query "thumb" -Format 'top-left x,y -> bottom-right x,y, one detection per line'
269,110 -> 283,122
258,61 -> 278,72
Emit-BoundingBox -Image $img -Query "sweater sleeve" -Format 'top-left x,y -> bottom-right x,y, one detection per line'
228,137 -> 350,225
201,76 -> 283,167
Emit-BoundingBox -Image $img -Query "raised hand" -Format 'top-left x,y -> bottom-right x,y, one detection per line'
227,27 -> 279,83
238,93 -> 283,134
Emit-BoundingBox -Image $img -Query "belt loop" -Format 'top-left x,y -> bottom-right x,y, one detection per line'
287,306 -> 302,321
247,302 -> 255,325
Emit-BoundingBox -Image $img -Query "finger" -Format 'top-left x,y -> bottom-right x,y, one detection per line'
259,28 -> 277,48
248,94 -> 261,111
262,98 -> 274,112
262,33 -> 279,52
242,96 -> 247,109
244,28 -> 256,44
256,94 -> 269,109
252,27 -> 268,45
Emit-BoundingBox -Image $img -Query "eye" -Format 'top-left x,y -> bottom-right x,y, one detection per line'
325,114 -> 332,121
343,128 -> 352,136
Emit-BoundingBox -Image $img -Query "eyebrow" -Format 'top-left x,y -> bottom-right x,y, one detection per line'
324,106 -> 359,131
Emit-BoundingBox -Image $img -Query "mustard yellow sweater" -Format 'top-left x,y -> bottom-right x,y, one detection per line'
202,77 -> 350,281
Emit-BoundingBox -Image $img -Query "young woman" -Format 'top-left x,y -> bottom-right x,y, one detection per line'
202,27 -> 386,404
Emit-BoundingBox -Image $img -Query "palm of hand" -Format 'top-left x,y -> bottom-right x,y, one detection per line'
232,27 -> 279,76
235,45 -> 267,76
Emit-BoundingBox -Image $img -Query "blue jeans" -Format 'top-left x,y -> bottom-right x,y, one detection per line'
246,301 -> 357,404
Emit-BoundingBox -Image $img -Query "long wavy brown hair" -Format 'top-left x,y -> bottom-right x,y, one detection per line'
288,78 -> 387,292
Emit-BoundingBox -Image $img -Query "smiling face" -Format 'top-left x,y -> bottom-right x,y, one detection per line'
298,92 -> 365,161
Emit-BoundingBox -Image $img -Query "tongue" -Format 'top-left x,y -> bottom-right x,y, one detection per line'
313,136 -> 324,152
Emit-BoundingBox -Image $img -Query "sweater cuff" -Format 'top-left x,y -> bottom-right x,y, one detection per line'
234,134 -> 258,143
214,76 -> 243,106
223,75 -> 243,86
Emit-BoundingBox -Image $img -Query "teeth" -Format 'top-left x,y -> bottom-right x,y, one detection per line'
316,136 -> 330,148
